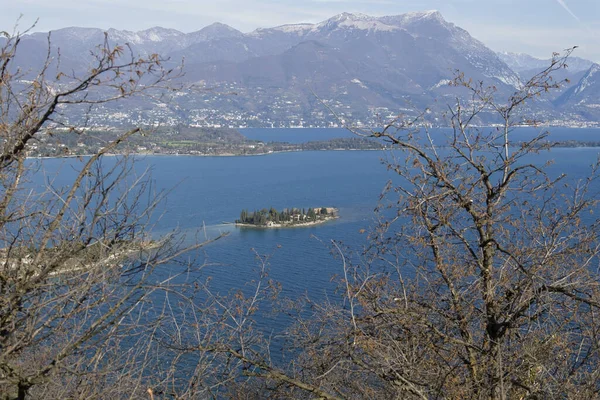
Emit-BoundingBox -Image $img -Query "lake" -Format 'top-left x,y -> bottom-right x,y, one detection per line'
29,128 -> 600,345
33,128 -> 600,304
242,126 -> 600,144
132,149 -> 391,301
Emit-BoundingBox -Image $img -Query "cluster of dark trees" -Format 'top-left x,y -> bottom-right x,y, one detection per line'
236,207 -> 330,225
3,26 -> 600,400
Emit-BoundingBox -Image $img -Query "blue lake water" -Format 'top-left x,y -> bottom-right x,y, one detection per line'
243,127 -> 357,143
242,126 -> 600,144
140,150 -> 391,303
34,149 -> 390,303
35,128 -> 600,299
31,128 -> 600,337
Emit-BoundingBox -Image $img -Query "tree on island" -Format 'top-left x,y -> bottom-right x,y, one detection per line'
236,207 -> 333,226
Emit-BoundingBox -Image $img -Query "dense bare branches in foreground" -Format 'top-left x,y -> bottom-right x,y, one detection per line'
174,48 -> 600,399
295,48 -> 600,399
3,24 -> 598,400
0,26 -> 230,399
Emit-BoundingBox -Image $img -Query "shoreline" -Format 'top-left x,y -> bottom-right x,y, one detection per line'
25,125 -> 600,161
26,148 -> 386,160
234,208 -> 339,229
235,216 -> 338,229
31,141 -> 600,161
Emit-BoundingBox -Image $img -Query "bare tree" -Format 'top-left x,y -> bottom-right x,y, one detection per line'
0,25 -> 227,399
344,47 -> 600,399
287,47 -> 600,399
10,24 -> 594,400
174,48 -> 600,400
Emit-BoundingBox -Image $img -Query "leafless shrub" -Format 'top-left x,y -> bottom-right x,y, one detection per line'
192,48 -> 600,400
0,24 -> 227,400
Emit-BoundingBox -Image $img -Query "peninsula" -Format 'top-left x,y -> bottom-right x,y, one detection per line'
235,207 -> 338,228
28,127 -> 383,158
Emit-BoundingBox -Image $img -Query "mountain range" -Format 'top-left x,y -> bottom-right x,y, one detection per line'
11,11 -> 600,127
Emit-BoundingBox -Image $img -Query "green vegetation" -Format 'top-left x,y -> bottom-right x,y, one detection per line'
27,127 -> 384,158
236,207 -> 336,227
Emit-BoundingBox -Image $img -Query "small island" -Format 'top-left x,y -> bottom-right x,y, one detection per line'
235,207 -> 338,228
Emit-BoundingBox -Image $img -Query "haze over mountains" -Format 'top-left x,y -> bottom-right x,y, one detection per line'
14,11 -> 600,127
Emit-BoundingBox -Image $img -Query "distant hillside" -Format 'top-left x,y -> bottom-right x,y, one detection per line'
498,52 -> 593,74
10,11 -> 598,127
554,64 -> 600,121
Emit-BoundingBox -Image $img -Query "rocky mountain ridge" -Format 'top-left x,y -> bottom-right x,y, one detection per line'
12,11 -> 600,127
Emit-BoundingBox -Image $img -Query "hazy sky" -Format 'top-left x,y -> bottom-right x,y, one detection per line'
2,0 -> 599,61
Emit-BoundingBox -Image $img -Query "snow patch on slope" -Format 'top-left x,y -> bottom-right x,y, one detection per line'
270,24 -> 315,34
351,78 -> 367,88
430,79 -> 452,90
107,27 -> 183,44
317,12 -> 399,32
394,10 -> 443,23
575,64 -> 600,94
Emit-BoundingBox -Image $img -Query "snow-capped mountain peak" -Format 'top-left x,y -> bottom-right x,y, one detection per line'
377,10 -> 451,36
379,10 -> 445,27
39,27 -> 104,43
400,10 -> 443,21
251,12 -> 401,36
105,27 -> 184,44
138,27 -> 184,41
328,12 -> 371,22
316,12 -> 398,32
266,23 -> 315,35
16,10 -> 600,126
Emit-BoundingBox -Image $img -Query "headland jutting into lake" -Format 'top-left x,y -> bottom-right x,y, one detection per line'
235,207 -> 338,228
28,126 -> 600,159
